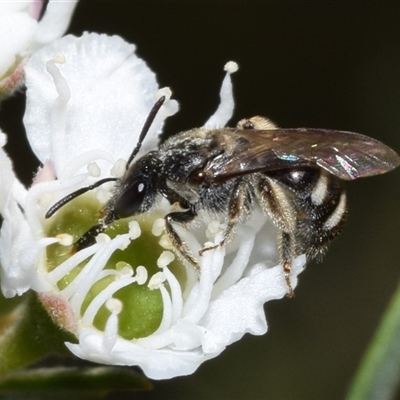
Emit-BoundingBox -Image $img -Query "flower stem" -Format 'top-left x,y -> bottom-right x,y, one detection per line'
346,281 -> 400,400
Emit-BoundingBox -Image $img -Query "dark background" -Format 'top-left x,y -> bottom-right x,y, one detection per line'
2,2 -> 400,399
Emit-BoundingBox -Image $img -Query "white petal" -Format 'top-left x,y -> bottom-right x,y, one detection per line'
30,0 -> 79,51
0,0 -> 76,84
0,141 -> 34,295
0,131 -> 53,297
66,327 -> 218,379
24,33 -> 170,176
200,256 -> 306,353
0,132 -> 15,212
0,4 -> 38,77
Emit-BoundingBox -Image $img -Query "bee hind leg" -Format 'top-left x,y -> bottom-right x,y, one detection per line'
279,231 -> 297,298
256,176 -> 298,297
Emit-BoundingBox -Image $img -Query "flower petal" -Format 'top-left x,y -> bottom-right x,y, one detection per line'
200,256 -> 306,352
0,3 -> 38,77
30,0 -> 78,51
0,131 -> 53,297
24,33 -> 172,176
66,327 -> 218,379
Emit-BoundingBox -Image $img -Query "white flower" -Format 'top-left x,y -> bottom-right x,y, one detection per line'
0,32 -> 305,379
0,0 -> 77,93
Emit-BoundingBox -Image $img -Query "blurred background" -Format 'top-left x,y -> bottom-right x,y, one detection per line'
2,2 -> 400,399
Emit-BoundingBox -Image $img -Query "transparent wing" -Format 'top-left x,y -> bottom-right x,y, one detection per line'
205,128 -> 400,181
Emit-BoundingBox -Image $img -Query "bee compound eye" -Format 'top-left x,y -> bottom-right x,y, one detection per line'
114,180 -> 148,218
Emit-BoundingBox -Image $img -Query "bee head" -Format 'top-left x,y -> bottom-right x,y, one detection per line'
108,153 -> 161,222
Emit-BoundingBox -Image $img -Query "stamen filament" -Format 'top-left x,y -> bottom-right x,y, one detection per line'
163,267 -> 183,324
59,149 -> 115,179
68,235 -> 130,312
102,308 -> 119,352
151,284 -> 172,335
46,56 -> 71,176
183,238 -> 225,323
204,61 -> 238,128
47,244 -> 100,285
81,277 -> 136,327
212,227 -> 255,298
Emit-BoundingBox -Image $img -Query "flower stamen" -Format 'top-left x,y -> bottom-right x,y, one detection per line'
147,272 -> 166,290
128,221 -> 141,240
110,159 -> 126,178
46,243 -> 101,286
163,267 -> 183,325
150,284 -> 173,337
151,218 -> 164,237
212,226 -> 256,298
87,162 -> 101,178
157,251 -> 175,269
56,233 -> 74,246
205,61 -> 238,128
135,266 -> 148,285
46,54 -> 70,175
68,234 -> 130,312
102,298 -> 123,352
81,276 -> 135,327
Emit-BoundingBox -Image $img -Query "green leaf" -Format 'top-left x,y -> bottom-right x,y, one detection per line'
0,291 -> 73,376
346,281 -> 400,400
0,366 -> 152,399
0,292 -> 152,399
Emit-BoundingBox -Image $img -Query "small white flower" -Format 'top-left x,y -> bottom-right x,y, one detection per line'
0,33 -> 305,379
0,0 -> 78,93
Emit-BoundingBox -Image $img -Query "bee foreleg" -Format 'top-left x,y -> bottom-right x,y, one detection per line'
75,223 -> 105,251
165,209 -> 200,271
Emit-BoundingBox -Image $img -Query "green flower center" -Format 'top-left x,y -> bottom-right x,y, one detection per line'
44,194 -> 185,339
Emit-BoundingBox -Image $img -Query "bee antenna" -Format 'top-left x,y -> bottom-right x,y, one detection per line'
45,177 -> 118,219
126,95 -> 166,168
46,96 -> 166,220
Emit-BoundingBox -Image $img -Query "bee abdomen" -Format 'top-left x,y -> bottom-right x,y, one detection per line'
264,168 -> 348,260
296,172 -> 348,260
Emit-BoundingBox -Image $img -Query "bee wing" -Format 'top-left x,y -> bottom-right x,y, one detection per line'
206,128 -> 400,181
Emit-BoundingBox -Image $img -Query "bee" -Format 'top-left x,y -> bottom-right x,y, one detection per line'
46,96 -> 400,296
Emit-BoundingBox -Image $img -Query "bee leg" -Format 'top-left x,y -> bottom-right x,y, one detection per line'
165,209 -> 200,271
75,223 -> 105,250
280,231 -> 296,298
256,176 -> 297,297
199,180 -> 252,255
